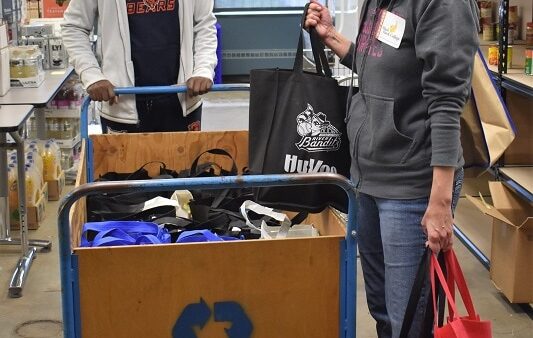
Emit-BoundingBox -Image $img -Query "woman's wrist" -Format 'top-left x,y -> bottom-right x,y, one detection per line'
322,26 -> 351,59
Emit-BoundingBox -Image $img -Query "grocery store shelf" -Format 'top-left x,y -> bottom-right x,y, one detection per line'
501,73 -> 533,98
479,40 -> 527,46
497,166 -> 533,203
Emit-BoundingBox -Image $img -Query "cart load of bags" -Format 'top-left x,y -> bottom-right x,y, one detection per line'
82,149 -> 320,247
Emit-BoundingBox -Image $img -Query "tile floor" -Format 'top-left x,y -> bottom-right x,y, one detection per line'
0,91 -> 531,337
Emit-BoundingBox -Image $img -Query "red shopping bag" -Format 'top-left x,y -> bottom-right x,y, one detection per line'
431,250 -> 492,338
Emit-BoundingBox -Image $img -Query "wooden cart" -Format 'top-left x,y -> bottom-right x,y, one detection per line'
58,85 -> 359,338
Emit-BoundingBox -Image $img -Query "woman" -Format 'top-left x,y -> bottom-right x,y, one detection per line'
305,0 -> 479,336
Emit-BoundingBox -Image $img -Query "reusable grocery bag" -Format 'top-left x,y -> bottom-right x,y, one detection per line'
81,221 -> 171,247
461,50 -> 515,176
248,5 -> 352,213
431,250 -> 492,338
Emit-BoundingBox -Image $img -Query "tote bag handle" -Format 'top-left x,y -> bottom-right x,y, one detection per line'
294,4 -> 333,77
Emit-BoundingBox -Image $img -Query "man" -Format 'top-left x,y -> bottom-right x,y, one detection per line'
62,0 -> 217,133
306,0 -> 479,337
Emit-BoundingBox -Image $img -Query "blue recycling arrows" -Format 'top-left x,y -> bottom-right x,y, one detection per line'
172,298 -> 211,338
215,302 -> 253,338
172,299 -> 253,338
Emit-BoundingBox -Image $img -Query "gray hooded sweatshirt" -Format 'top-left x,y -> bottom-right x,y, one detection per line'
342,0 -> 479,199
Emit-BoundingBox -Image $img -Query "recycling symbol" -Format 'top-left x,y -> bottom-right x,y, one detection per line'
172,298 -> 253,338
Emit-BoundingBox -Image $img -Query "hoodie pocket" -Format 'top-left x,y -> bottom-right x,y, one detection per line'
359,94 -> 416,165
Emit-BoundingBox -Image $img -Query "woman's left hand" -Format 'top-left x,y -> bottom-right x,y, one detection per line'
421,201 -> 454,254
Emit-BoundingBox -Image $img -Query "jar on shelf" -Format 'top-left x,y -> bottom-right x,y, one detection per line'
482,23 -> 494,41
525,48 -> 532,76
479,1 -> 493,26
526,22 -> 533,47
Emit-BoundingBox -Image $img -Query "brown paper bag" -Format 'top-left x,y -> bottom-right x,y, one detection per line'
461,51 -> 516,176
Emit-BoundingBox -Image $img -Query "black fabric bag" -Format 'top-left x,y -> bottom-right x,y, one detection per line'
400,249 -> 447,338
249,6 -> 353,213
86,162 -> 175,222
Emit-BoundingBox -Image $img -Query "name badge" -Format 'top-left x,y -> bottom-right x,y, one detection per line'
377,10 -> 406,49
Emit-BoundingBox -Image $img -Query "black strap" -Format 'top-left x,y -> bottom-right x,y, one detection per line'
400,249 -> 447,338
295,3 -> 333,77
399,248 -> 430,338
190,148 -> 238,177
291,211 -> 309,226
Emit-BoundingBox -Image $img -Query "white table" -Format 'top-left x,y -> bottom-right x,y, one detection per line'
0,68 -> 72,298
0,67 -> 75,138
0,105 -> 52,298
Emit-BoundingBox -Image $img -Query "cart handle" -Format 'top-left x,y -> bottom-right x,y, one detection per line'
80,84 -> 250,140
57,173 -> 359,338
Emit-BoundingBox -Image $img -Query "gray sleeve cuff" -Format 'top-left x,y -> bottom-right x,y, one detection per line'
429,109 -> 462,167
340,43 -> 356,70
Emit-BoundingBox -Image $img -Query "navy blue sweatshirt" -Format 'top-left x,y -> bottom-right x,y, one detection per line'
126,0 -> 180,87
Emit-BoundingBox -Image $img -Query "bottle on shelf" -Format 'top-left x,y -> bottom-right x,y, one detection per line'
42,142 -> 59,181
8,164 -> 18,215
24,163 -> 40,206
26,152 -> 43,184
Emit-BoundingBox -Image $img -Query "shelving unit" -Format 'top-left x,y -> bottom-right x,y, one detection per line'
454,0 -> 533,272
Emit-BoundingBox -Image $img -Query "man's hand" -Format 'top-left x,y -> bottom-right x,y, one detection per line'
87,80 -> 118,105
187,77 -> 212,97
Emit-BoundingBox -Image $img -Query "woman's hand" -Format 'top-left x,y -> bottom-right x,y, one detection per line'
304,0 -> 352,59
422,201 -> 453,254
422,166 -> 455,254
305,0 -> 334,40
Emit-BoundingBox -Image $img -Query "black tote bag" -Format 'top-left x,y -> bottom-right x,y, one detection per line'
249,7 -> 353,213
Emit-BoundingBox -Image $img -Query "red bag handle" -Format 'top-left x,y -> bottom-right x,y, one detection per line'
431,254 -> 459,328
445,250 -> 479,321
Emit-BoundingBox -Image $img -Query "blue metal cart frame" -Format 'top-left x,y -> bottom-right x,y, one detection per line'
59,85 -> 360,338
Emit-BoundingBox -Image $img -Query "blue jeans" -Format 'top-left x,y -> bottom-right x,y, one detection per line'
357,169 -> 463,338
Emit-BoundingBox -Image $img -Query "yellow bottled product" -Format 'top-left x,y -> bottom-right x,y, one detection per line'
27,151 -> 44,182
8,165 -> 18,215
24,165 -> 38,206
42,144 -> 58,181
26,158 -> 43,192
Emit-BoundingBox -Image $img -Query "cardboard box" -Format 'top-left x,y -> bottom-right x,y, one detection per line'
0,47 -> 10,96
460,171 -> 494,197
467,182 -> 533,303
0,24 -> 8,49
10,70 -> 45,88
42,0 -> 71,18
47,170 -> 65,201
11,182 -> 48,230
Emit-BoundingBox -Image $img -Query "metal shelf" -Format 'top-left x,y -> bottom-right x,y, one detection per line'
497,167 -> 533,203
501,74 -> 533,99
